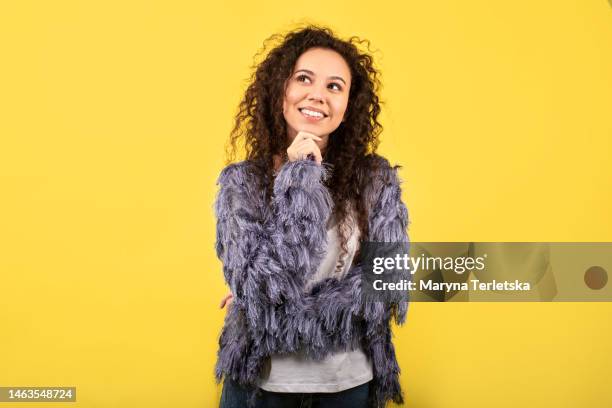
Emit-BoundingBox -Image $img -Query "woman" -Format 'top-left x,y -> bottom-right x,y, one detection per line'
215,25 -> 410,408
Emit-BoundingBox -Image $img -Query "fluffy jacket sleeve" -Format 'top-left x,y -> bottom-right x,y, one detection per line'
281,156 -> 411,357
269,156 -> 410,408
362,156 -> 411,324
214,159 -> 332,340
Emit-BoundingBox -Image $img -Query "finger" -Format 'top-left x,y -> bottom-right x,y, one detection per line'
294,140 -> 314,152
313,148 -> 323,164
296,131 -> 322,142
291,145 -> 311,159
219,294 -> 231,308
296,138 -> 321,151
304,144 -> 322,163
295,147 -> 315,161
304,139 -> 322,159
290,138 -> 322,161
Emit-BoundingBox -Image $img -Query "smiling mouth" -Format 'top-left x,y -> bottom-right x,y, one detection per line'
298,108 -> 328,119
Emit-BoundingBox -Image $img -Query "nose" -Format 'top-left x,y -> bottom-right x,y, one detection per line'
307,93 -> 324,104
306,86 -> 326,104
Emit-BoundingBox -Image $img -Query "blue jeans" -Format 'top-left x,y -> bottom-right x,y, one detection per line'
219,378 -> 371,408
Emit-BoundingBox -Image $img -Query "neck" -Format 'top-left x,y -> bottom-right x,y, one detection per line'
319,142 -> 328,157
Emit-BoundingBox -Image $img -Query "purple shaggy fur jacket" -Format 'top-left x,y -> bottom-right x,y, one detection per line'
214,155 -> 410,407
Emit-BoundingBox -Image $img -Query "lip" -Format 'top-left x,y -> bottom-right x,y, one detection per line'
298,106 -> 328,117
298,106 -> 328,122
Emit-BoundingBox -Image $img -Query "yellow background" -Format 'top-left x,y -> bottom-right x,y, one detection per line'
1,1 -> 611,407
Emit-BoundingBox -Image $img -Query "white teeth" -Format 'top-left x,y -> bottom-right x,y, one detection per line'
301,108 -> 324,118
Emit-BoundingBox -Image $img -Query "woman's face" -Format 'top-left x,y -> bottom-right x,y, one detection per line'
282,47 -> 352,144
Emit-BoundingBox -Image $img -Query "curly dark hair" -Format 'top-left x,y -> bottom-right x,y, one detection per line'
227,24 -> 385,274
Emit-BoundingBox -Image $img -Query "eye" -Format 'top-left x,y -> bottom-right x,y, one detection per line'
296,74 -> 311,83
328,82 -> 342,91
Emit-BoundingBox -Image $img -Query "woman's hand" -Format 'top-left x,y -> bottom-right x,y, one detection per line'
287,131 -> 323,164
219,293 -> 233,309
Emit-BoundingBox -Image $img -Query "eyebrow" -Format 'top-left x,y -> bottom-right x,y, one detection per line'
294,69 -> 347,86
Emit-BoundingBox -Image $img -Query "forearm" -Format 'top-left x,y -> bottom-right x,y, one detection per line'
215,159 -> 333,340
365,160 -> 410,325
271,159 -> 333,279
278,159 -> 411,356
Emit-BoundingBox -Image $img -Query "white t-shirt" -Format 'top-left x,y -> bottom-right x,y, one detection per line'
258,214 -> 373,393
